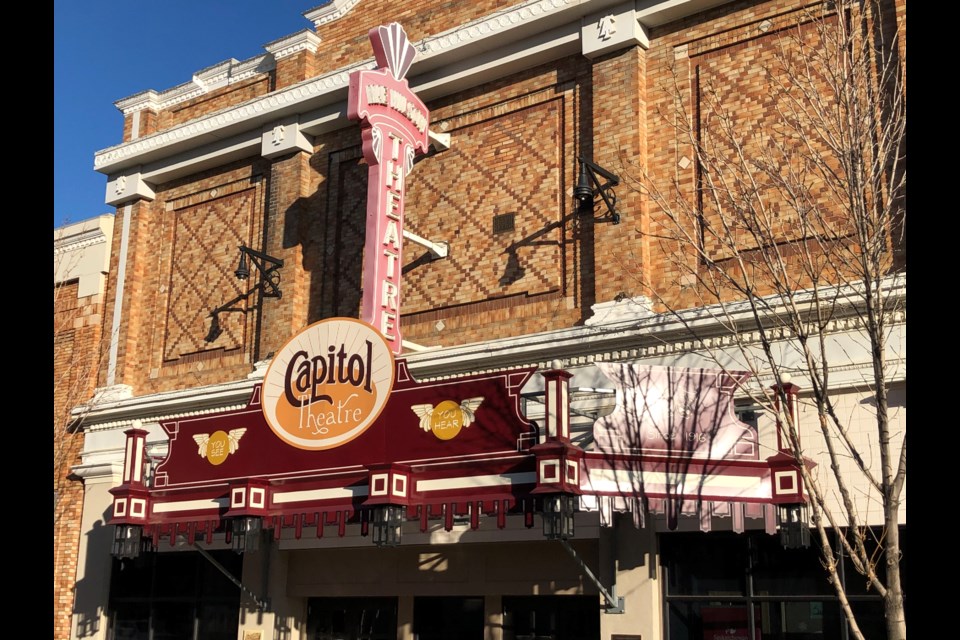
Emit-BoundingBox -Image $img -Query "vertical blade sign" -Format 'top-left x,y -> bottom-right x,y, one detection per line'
347,23 -> 431,354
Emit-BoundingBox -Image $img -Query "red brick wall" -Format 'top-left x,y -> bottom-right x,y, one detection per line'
642,0 -> 905,311
100,0 -> 905,392
99,162 -> 270,394
160,76 -> 272,131
54,281 -> 105,640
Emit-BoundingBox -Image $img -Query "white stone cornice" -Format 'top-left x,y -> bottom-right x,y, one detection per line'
76,375 -> 264,431
305,0 -> 361,28
404,274 -> 907,380
95,63 -> 360,173
114,55 -> 275,116
194,58 -> 240,89
412,0 -> 581,58
70,461 -> 124,482
95,1 -> 738,180
162,80 -> 208,108
53,216 -> 112,253
52,233 -> 107,255
115,90 -> 161,114
82,402 -> 251,433
264,29 -> 323,60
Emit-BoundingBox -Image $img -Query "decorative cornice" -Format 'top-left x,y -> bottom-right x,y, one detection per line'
53,228 -> 109,254
115,90 -> 161,114
76,377 -> 261,430
304,0 -> 361,29
264,29 -> 323,60
114,55 -> 275,115
95,62 -> 360,171
54,214 -> 114,252
414,0 -> 579,56
96,0 -> 585,173
83,403 -> 251,433
404,274 -> 908,380
70,461 -> 124,481
195,55 -> 273,91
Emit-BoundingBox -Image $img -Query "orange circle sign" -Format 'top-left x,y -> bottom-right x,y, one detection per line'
261,319 -> 395,450
430,400 -> 465,440
206,431 -> 230,465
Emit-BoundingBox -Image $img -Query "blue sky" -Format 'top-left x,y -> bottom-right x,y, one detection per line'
54,1 -> 322,228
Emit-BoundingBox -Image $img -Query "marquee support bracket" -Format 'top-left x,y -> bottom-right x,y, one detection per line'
558,538 -> 625,614
193,543 -> 270,612
403,228 -> 449,259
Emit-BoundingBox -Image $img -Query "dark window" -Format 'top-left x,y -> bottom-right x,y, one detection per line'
107,550 -> 241,640
414,596 -> 484,640
502,596 -> 600,640
662,532 -> 748,596
307,597 -> 397,640
660,530 -> 896,640
751,533 -> 834,596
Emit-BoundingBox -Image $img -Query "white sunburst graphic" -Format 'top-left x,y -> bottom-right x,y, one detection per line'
371,22 -> 418,81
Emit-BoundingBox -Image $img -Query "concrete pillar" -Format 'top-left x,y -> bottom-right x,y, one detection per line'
599,516 -> 663,640
484,594 -> 503,640
397,594 -> 414,640
237,543 -> 302,640
71,466 -> 123,640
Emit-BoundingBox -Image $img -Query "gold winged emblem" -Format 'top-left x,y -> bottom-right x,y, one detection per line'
411,397 -> 484,441
192,428 -> 247,465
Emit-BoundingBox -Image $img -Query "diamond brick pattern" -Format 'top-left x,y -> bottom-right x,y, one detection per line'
163,189 -> 258,360
402,98 -> 564,312
696,26 -> 847,262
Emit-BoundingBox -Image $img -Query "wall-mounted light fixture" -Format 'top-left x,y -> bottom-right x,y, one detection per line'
112,524 -> 148,559
371,505 -> 404,547
573,157 -> 621,224
204,245 -> 284,344
231,516 -> 263,554
542,494 -> 577,541
777,503 -> 810,549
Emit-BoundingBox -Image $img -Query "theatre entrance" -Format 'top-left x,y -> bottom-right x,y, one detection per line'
306,595 -> 600,640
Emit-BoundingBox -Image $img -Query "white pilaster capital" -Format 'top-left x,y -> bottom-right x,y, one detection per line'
261,117 -> 313,159
304,0 -> 361,29
581,2 -> 649,59
105,170 -> 155,206
264,29 -> 322,60
71,461 -> 124,484
429,130 -> 452,152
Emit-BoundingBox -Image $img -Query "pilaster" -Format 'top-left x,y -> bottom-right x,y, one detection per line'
588,42 -> 648,305
265,30 -> 322,90
258,149 -> 312,359
70,465 -> 124,640
598,515 -> 662,640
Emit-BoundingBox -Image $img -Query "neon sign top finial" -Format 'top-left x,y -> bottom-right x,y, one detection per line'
369,22 -> 417,82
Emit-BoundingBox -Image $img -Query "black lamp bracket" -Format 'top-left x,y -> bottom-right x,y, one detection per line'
204,245 -> 285,343
575,157 -> 621,224
235,245 -> 284,299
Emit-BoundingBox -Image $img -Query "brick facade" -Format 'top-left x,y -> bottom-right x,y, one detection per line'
76,2 -> 905,638
54,246 -> 109,640
104,0 -> 906,395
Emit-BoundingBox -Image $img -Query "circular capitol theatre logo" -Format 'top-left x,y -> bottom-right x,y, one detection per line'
262,318 -> 395,450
